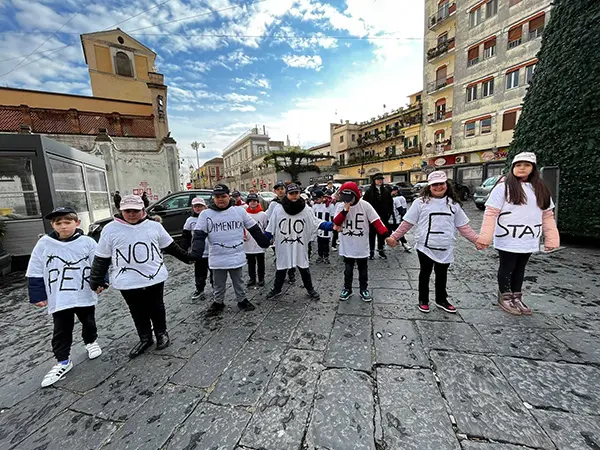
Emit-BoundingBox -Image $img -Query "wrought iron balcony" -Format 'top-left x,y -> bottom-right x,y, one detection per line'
427,37 -> 456,61
427,108 -> 453,124
429,2 -> 456,29
426,74 -> 454,94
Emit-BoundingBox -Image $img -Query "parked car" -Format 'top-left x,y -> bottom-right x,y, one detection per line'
411,179 -> 471,201
473,175 -> 501,210
305,183 -> 341,196
393,181 -> 417,201
88,189 -> 213,241
259,191 -> 277,201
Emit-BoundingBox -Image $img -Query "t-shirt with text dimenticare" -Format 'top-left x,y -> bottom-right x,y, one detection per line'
334,199 -> 380,259
402,197 -> 469,264
194,206 -> 258,269
26,235 -> 98,314
95,219 -> 173,290
485,182 -> 554,254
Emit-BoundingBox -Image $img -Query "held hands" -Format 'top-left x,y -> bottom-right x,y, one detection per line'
333,225 -> 342,232
33,301 -> 47,308
475,239 -> 489,250
544,245 -> 558,252
385,237 -> 398,248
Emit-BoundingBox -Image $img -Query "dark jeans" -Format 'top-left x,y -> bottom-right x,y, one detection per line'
52,306 -> 97,362
317,237 -> 330,257
369,223 -> 387,253
121,282 -> 166,340
343,257 -> 368,291
246,253 -> 265,282
194,257 -> 213,291
332,230 -> 339,247
497,250 -> 532,293
417,250 -> 449,305
274,267 -> 313,292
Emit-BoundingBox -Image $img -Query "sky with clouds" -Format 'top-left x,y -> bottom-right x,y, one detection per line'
0,0 -> 427,172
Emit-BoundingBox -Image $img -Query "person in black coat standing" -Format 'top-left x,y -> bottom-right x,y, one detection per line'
141,191 -> 150,208
362,173 -> 393,259
113,191 -> 121,210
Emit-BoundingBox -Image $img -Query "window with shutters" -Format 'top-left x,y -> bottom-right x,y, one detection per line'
502,111 -> 518,131
526,64 -> 537,84
469,7 -> 482,28
434,130 -> 445,143
435,99 -> 446,120
528,14 -> 545,40
506,70 -> 520,90
508,25 -> 523,49
486,0 -> 498,18
465,122 -> 476,137
481,118 -> 492,134
484,38 -> 496,59
340,135 -> 344,143
467,46 -> 479,67
482,79 -> 494,97
467,85 -> 478,103
115,51 -> 133,77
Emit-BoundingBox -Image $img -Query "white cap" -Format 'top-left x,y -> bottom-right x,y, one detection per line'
191,197 -> 206,206
512,152 -> 537,165
427,170 -> 448,185
120,195 -> 144,210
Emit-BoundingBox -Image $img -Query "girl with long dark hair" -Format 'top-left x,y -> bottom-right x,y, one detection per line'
477,152 -> 559,315
386,171 -> 479,313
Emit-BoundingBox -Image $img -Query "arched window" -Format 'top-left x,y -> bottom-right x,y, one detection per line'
115,51 -> 133,77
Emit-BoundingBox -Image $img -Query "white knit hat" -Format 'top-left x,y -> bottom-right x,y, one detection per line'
512,152 -> 537,165
427,170 -> 448,185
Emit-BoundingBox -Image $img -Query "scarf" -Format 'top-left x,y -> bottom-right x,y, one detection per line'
246,204 -> 263,214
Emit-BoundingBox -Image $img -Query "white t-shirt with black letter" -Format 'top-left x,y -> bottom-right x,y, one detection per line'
334,199 -> 380,259
26,235 -> 98,314
96,219 -> 173,290
313,203 -> 335,239
485,182 -> 554,253
403,197 -> 469,264
194,207 -> 258,269
244,210 -> 268,254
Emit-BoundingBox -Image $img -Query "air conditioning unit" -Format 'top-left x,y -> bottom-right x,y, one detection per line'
455,156 -> 466,164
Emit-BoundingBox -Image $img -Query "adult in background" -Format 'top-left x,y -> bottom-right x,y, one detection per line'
363,173 -> 393,259
141,191 -> 150,208
113,190 -> 121,210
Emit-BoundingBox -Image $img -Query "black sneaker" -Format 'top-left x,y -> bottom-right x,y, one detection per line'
257,280 -> 265,287
369,252 -> 374,260
435,300 -> 457,314
155,332 -> 170,350
238,299 -> 256,311
247,280 -> 257,288
266,289 -> 282,300
288,275 -> 296,284
129,338 -> 153,359
332,244 -> 337,250
378,250 -> 387,259
191,290 -> 204,300
315,256 -> 323,264
339,289 -> 352,301
205,302 -> 225,317
359,289 -> 372,302
307,290 -> 320,300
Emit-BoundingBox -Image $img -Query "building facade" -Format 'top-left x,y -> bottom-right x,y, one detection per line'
423,0 -> 551,193
222,127 -> 272,191
0,28 -> 180,200
332,92 -> 426,184
194,157 -> 224,189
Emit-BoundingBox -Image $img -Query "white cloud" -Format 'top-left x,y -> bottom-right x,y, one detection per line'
282,54 -> 323,71
231,105 -> 256,112
233,74 -> 271,89
225,93 -> 259,103
272,25 -> 338,50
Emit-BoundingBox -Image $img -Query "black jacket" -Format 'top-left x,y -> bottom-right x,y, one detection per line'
363,183 -> 393,223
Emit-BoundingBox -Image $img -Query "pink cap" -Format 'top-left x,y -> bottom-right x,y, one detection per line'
120,195 -> 144,210
427,171 -> 448,185
192,197 -> 206,206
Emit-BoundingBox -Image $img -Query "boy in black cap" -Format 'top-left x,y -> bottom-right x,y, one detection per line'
266,180 -> 296,284
26,206 -> 104,387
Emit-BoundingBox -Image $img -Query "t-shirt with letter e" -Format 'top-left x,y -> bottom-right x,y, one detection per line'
403,197 -> 469,264
334,199 -> 381,259
485,182 -> 554,254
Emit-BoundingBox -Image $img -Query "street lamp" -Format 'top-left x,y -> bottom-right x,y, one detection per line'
191,141 -> 205,188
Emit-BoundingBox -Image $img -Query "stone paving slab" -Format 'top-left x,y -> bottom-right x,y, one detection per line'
324,314 -> 372,371
337,296 -> 373,316
431,351 -> 555,449
209,339 -> 287,406
101,383 -> 203,450
460,442 -> 531,449
418,321 -> 490,353
377,368 -> 459,449
70,354 -> 185,421
459,308 -> 561,328
164,401 -> 251,450
240,348 -> 323,449
371,288 -> 419,304
0,387 -> 80,449
252,302 -> 306,342
306,368 -> 375,450
372,317 -> 428,367
13,410 -> 118,450
291,301 -> 337,351
532,410 -> 600,450
552,330 -> 600,363
494,356 -> 600,416
374,301 -> 465,321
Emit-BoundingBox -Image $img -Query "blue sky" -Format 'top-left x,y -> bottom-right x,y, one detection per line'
0,0 -> 425,171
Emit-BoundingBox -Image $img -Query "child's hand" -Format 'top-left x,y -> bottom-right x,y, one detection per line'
95,287 -> 105,294
34,301 -> 47,307
333,225 -> 341,232
385,237 -> 398,248
475,241 -> 488,250
544,245 -> 558,252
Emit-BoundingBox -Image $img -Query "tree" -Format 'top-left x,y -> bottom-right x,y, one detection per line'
263,151 -> 335,182
508,0 -> 600,238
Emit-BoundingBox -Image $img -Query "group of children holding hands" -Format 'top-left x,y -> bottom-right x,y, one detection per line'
27,152 -> 559,387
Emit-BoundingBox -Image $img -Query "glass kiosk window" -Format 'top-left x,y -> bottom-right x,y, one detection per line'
0,156 -> 41,220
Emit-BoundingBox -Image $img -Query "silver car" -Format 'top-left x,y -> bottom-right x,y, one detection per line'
473,175 -> 501,210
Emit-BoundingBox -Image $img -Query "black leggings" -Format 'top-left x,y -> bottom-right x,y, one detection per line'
246,253 -> 265,282
417,250 -> 449,305
274,267 -> 313,292
343,257 -> 368,291
497,250 -> 531,293
194,257 -> 213,291
317,237 -> 330,257
121,282 -> 166,340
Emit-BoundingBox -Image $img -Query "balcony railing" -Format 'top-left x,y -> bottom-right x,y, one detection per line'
429,2 -> 456,29
507,37 -> 522,49
427,37 -> 456,61
467,56 -> 480,67
528,27 -> 544,40
427,108 -> 453,124
508,27 -> 544,50
426,74 -> 454,94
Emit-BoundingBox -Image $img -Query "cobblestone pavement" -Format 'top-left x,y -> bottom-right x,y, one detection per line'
1,204 -> 599,450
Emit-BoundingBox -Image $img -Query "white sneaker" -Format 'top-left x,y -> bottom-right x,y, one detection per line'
41,361 -> 73,387
85,342 -> 102,359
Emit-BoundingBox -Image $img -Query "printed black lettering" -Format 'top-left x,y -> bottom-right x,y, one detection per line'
59,266 -> 79,291
506,224 -> 524,238
424,212 -> 451,251
207,217 -> 244,233
115,247 -> 131,266
293,219 -> 305,234
81,266 -> 91,289
47,268 -> 60,294
151,242 -> 163,261
495,212 -> 511,238
519,225 -> 536,239
278,218 -> 289,235
534,223 -> 542,238
132,242 -> 150,264
355,213 -> 365,230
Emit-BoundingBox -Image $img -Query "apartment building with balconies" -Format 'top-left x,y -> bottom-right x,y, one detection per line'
422,0 -> 551,193
222,127 -> 270,190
